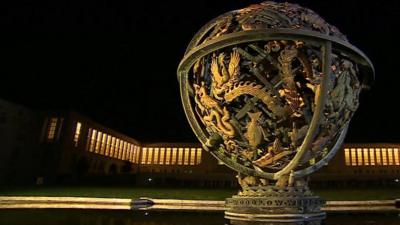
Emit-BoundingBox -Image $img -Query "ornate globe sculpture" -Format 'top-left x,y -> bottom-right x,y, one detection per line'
177,1 -> 374,223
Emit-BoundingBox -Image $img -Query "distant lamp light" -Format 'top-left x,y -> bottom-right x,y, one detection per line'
148,178 -> 153,182
395,179 -> 399,183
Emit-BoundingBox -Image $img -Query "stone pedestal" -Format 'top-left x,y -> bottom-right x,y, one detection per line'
225,185 -> 325,224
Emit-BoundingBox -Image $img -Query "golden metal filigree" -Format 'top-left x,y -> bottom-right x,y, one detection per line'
245,112 -> 263,149
203,107 -> 235,137
194,83 -> 235,138
194,83 -> 223,114
210,50 -> 241,100
252,139 -> 292,168
278,46 -> 304,113
189,34 -> 366,186
225,81 -> 287,117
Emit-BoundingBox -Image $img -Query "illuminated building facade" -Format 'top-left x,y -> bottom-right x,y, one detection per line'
0,98 -> 399,186
40,112 -> 400,186
313,143 -> 400,184
39,111 -> 141,179
39,109 -> 400,186
343,147 -> 400,167
34,110 -> 232,186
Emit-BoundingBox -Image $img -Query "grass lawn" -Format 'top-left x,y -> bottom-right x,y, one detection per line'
0,186 -> 399,201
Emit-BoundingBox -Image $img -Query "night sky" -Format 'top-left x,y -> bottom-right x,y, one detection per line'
1,0 -> 399,143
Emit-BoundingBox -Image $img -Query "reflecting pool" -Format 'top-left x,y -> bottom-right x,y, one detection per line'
0,209 -> 398,225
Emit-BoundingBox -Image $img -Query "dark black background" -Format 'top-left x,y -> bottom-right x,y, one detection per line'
1,0 -> 399,142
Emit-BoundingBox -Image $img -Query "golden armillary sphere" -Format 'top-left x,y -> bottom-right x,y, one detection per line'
177,1 -> 374,223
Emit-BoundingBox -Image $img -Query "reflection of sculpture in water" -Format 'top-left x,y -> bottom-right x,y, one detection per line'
178,1 -> 374,223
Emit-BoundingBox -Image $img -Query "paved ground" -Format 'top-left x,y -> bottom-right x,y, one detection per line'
0,196 -> 399,213
1,186 -> 400,201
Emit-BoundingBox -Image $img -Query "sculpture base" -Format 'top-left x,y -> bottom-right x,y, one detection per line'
225,212 -> 325,225
225,185 -> 325,224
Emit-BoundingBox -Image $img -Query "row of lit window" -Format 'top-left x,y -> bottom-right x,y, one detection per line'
344,148 -> 400,166
73,124 -> 204,166
86,128 -> 141,163
73,122 -> 82,147
46,117 -> 64,141
140,147 -> 202,166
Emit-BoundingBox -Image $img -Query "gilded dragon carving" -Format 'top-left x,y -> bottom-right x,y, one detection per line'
194,82 -> 223,115
203,107 -> 235,137
224,81 -> 287,117
194,83 -> 235,138
210,50 -> 241,100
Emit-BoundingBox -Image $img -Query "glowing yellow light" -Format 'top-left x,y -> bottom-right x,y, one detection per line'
177,148 -> 184,165
122,141 -> 127,159
100,133 -> 107,155
388,148 -> 394,165
190,148 -> 196,165
122,141 -> 129,160
196,148 -> 202,164
86,128 -> 92,151
95,131 -> 102,153
89,129 -> 97,152
394,148 -> 400,165
159,148 -> 165,165
130,145 -> 134,162
115,139 -> 120,158
375,148 -> 382,165
141,147 -> 148,164
369,148 -> 375,166
357,148 -> 363,166
184,148 -> 190,165
124,142 -> 129,160
165,148 -> 171,165
135,146 -> 141,163
147,148 -> 153,164
105,135 -> 111,156
344,148 -> 350,166
120,141 -> 125,159
47,118 -> 58,140
125,144 -> 130,161
133,146 -> 137,163
171,148 -> 177,165
110,137 -> 116,157
117,141 -> 122,159
153,148 -> 159,164
120,142 -> 125,160
129,145 -> 133,161
363,148 -> 369,166
382,148 -> 387,166
73,122 -> 82,147
350,148 -> 357,166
